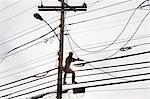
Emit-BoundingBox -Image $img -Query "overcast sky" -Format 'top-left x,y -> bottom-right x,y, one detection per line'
0,0 -> 150,99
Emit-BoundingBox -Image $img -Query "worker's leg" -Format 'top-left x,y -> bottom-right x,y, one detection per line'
63,72 -> 67,84
72,71 -> 77,84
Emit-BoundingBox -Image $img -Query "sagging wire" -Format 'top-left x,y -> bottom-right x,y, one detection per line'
67,9 -> 137,53
0,0 -> 132,46
109,10 -> 150,58
0,0 -> 131,46
66,0 -> 150,54
74,1 -> 150,62
65,26 -> 80,58
65,26 -> 127,81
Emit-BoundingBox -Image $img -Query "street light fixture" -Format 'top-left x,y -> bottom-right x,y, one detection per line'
34,13 -> 43,21
33,13 -> 59,40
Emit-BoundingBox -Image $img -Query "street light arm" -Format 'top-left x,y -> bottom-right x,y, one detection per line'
43,20 -> 60,41
34,13 -> 60,41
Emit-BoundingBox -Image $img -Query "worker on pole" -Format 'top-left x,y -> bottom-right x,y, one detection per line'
63,52 -> 83,84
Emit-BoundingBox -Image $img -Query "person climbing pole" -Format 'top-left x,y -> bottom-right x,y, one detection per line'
63,52 -> 83,84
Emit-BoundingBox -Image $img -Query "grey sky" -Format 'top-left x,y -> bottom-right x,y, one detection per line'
0,0 -> 150,99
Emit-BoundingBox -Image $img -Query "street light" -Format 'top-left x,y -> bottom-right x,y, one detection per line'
33,13 -> 63,99
33,13 -> 59,40
34,13 -> 43,21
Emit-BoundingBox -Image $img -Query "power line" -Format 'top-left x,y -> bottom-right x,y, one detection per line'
0,16 -> 59,46
77,78 -> 150,91
0,73 -> 57,95
75,50 -> 150,66
1,34 -> 150,76
67,32 -> 150,54
0,26 -> 59,62
67,1 -> 150,54
0,1 -> 131,46
68,8 -> 135,25
73,41 -> 150,55
3,40 -> 150,80
0,59 -> 57,80
66,8 -> 137,53
85,87 -> 150,92
65,27 -> 128,81
0,33 -> 58,63
0,0 -> 23,12
76,60 -> 150,72
0,84 -> 57,99
76,65 -> 150,78
0,79 -> 57,97
0,68 -> 57,88
7,26 -> 59,54
68,17 -> 150,36
106,10 -> 150,59
67,0 -> 132,18
19,76 -> 150,99
65,27 -> 150,81
0,79 -> 57,98
0,53 -> 56,75
1,40 -> 150,78
0,0 -> 48,25
66,72 -> 150,85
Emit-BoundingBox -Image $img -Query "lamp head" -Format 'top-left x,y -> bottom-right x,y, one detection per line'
34,13 -> 43,21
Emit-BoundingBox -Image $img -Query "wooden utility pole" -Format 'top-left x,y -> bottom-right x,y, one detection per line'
38,1 -> 86,99
57,0 -> 65,99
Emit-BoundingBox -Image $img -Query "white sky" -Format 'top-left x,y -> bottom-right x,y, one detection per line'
0,0 -> 150,99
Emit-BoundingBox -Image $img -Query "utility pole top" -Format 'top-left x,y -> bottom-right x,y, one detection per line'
38,3 -> 87,11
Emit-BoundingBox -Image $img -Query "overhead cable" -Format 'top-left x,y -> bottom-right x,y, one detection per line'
7,26 -> 59,54
0,79 -> 57,97
0,60 -> 57,80
0,26 -> 59,62
75,50 -> 150,66
67,0 -> 132,18
108,10 -> 150,58
65,27 -> 127,81
0,68 -> 57,88
0,54 -> 56,75
67,0 -> 150,53
0,84 -> 57,99
0,0 -> 23,12
68,8 -> 135,25
0,73 -> 57,94
66,72 -> 150,85
0,0 -> 135,45
0,6 -> 137,46
76,65 -> 150,78
76,60 -> 150,72
0,0 -> 48,25
1,36 -> 150,76
25,77 -> 150,99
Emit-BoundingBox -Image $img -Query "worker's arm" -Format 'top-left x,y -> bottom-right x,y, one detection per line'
76,58 -> 84,61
